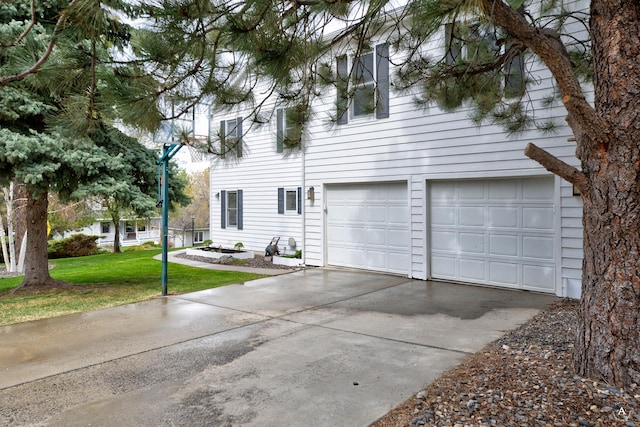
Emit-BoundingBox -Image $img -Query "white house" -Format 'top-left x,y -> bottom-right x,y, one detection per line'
206,6 -> 585,298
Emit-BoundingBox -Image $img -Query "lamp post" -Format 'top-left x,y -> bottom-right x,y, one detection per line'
191,213 -> 195,247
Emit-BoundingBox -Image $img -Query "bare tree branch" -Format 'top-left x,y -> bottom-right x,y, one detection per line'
524,142 -> 587,192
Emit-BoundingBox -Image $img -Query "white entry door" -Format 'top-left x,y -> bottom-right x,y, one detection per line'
326,183 -> 409,275
430,177 -> 556,292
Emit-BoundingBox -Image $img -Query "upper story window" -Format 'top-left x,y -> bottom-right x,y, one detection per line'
219,117 -> 243,158
445,21 -> 525,98
336,43 -> 389,125
276,108 -> 303,153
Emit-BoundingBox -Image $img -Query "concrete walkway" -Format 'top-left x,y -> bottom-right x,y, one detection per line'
0,262 -> 556,426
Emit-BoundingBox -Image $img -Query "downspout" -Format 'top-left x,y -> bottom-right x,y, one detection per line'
301,139 -> 306,266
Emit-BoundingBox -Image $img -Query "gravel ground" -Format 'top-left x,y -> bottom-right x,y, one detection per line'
371,299 -> 639,427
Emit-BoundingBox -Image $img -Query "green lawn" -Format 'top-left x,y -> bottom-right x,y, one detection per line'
0,249 -> 267,326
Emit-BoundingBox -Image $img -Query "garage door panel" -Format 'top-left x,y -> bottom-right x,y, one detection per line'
432,230 -> 457,251
489,234 -> 518,257
489,180 -> 518,199
459,233 -> 485,254
327,183 -> 409,275
523,177 -> 554,199
459,258 -> 486,281
431,177 -> 556,293
523,265 -> 555,290
489,261 -> 519,285
389,229 -> 410,247
431,182 -> 456,201
523,207 -> 554,230
367,229 -> 386,245
431,256 -> 456,278
490,207 -> 518,228
522,236 -> 554,259
459,206 -> 485,226
432,207 -> 455,226
459,181 -> 485,199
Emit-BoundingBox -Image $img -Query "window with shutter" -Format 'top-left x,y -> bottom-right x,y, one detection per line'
336,43 -> 389,124
221,189 -> 243,229
220,117 -> 243,158
276,108 -> 302,153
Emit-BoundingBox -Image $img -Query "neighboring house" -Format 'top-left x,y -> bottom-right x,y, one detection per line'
207,11 -> 585,298
61,217 -> 162,248
168,226 -> 211,248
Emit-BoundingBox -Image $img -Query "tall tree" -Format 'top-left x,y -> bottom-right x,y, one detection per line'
0,0 -> 167,285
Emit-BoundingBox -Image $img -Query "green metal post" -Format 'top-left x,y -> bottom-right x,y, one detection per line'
161,144 -> 170,296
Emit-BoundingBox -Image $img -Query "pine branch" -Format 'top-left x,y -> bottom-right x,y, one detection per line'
0,0 -> 83,87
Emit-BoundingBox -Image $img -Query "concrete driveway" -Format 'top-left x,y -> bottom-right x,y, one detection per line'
0,269 -> 555,426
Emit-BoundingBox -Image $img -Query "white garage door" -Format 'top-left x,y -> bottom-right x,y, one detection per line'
430,177 -> 556,292
326,183 -> 409,275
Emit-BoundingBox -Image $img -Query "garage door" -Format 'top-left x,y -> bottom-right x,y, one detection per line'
430,177 -> 556,292
326,183 -> 409,275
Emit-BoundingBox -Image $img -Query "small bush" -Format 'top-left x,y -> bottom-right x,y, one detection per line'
48,234 -> 100,259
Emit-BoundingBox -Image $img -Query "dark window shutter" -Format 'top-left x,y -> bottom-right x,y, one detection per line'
237,189 -> 243,230
220,190 -> 227,229
297,187 -> 302,214
278,187 -> 285,214
219,120 -> 226,159
336,55 -> 349,125
376,44 -> 390,119
276,109 -> 284,153
236,117 -> 243,157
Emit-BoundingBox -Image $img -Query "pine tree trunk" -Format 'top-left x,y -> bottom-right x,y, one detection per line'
573,0 -> 640,386
19,190 -> 65,287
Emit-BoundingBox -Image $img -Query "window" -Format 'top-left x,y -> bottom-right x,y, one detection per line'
125,221 -> 135,233
445,21 -> 498,64
221,189 -> 243,229
219,117 -> 243,158
276,108 -> 303,152
504,50 -> 525,98
101,222 -> 110,234
336,43 -> 389,124
278,187 -> 302,214
138,222 -> 146,232
194,231 -> 204,243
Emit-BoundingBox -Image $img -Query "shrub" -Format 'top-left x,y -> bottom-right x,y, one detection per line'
48,234 -> 100,259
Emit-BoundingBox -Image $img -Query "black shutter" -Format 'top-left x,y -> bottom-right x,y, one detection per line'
336,55 -> 348,125
219,120 -> 226,159
277,187 -> 284,214
376,44 -> 390,119
220,190 -> 226,229
237,189 -> 243,230
297,187 -> 302,214
276,108 -> 284,153
236,117 -> 243,157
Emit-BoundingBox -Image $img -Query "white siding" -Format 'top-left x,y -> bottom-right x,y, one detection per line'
208,3 -> 588,296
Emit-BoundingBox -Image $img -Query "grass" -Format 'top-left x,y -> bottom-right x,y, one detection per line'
0,249 -> 267,327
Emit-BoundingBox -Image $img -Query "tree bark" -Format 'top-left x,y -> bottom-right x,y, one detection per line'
18,190 -> 66,287
572,0 -> 640,386
482,0 -> 640,386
